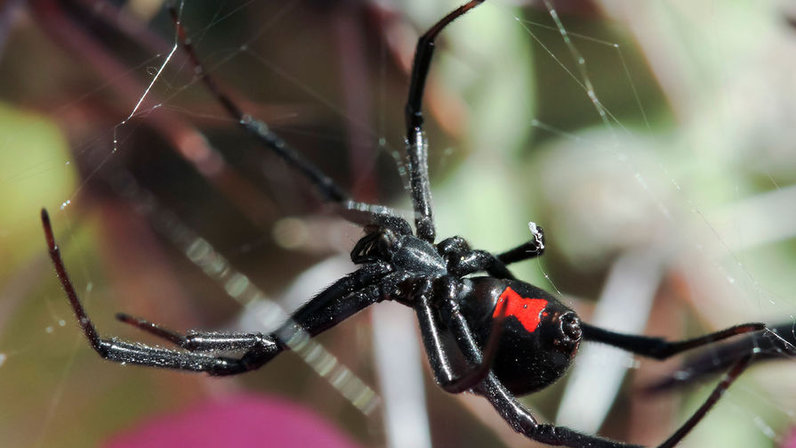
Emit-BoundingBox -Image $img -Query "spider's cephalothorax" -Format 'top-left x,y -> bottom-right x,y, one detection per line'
42,1 -> 769,447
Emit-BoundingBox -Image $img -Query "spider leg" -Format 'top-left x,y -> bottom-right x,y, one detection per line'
415,277 -> 508,393
435,227 -> 546,280
116,313 -> 273,353
436,224 -> 546,278
191,267 -> 407,375
278,263 -> 395,339
404,0 -> 485,243
113,265 -> 395,376
166,6 -> 404,228
43,208 -> 396,375
646,321 -> 795,393
115,313 -> 187,346
437,236 -> 520,279
656,355 -> 752,448
92,339 -> 275,374
581,322 -> 767,360
497,223 -> 546,265
43,208 -> 275,374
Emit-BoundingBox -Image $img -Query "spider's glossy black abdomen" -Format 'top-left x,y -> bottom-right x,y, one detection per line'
460,278 -> 582,396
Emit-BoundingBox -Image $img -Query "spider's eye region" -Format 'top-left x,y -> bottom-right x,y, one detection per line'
492,287 -> 549,333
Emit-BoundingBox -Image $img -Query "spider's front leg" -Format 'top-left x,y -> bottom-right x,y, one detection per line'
114,314 -> 282,375
113,264 -> 392,375
437,226 -> 545,279
42,208 -> 280,375
42,208 -> 395,376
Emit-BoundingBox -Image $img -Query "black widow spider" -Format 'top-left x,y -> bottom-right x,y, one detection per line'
41,1 -> 770,447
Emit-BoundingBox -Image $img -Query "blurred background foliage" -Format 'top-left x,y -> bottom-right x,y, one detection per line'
1,0 -> 796,447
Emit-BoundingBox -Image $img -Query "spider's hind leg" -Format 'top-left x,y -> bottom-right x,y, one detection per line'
645,321 -> 795,392
45,206 -> 401,376
580,322 -> 767,360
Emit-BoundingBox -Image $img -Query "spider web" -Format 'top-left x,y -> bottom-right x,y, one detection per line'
1,1 -> 796,447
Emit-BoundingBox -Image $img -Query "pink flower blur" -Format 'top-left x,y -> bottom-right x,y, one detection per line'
104,394 -> 362,448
